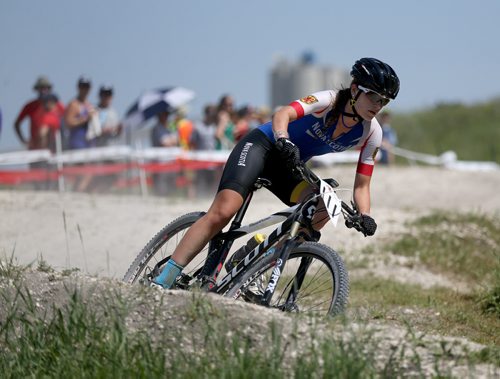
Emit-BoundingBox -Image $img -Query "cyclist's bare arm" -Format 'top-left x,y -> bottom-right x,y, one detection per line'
353,173 -> 371,215
271,105 -> 298,139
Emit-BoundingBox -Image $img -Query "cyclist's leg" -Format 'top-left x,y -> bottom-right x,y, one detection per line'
296,185 -> 330,231
270,174 -> 329,238
152,189 -> 243,288
171,189 -> 244,266
153,129 -> 272,288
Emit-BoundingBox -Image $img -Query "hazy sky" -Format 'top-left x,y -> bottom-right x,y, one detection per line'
1,0 -> 499,150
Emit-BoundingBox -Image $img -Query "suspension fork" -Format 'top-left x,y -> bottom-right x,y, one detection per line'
260,195 -> 319,306
260,220 -> 302,306
284,256 -> 313,307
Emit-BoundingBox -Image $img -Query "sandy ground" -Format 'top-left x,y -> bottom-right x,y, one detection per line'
1,165 -> 499,281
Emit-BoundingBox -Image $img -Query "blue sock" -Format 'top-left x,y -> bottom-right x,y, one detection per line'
153,259 -> 184,289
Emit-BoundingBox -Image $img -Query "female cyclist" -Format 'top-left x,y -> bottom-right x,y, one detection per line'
153,57 -> 400,289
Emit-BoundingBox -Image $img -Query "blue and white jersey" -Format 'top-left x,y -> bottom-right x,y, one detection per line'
258,90 -> 382,176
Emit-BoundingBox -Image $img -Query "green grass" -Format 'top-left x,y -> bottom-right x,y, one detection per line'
350,276 -> 500,348
387,211 -> 500,285
0,287 -> 167,377
0,275 -> 473,378
347,210 -> 500,366
0,252 -> 26,280
392,98 -> 500,163
1,209 -> 499,377
478,268 -> 500,317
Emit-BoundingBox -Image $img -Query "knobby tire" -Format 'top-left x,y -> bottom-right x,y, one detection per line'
224,242 -> 349,316
123,212 -> 205,284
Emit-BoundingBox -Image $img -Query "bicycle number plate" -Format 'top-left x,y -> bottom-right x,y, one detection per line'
319,179 -> 342,226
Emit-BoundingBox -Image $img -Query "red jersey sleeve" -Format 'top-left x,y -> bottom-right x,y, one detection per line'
288,90 -> 335,120
356,120 -> 383,177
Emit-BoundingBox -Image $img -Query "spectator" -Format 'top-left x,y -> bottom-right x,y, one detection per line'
151,110 -> 178,196
64,76 -> 96,192
82,85 -> 123,192
378,110 -> 398,165
14,76 -> 64,149
190,104 -> 218,151
64,76 -> 96,150
170,107 -> 196,198
151,110 -> 177,147
233,105 -> 253,142
94,85 -> 122,147
38,93 -> 61,153
254,105 -> 271,125
33,93 -> 62,190
215,94 -> 235,150
173,107 -> 194,150
190,104 -> 220,197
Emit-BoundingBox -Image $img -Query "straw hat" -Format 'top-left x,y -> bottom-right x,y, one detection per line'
33,76 -> 53,90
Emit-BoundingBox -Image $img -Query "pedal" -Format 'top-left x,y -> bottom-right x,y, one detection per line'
175,273 -> 193,290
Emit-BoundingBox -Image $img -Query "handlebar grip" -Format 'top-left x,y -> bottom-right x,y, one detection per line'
300,166 -> 369,236
345,219 -> 355,229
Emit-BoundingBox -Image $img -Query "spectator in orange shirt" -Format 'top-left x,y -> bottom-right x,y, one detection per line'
14,76 -> 65,149
174,107 -> 194,150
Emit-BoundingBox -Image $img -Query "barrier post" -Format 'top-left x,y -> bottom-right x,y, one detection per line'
55,130 -> 65,193
136,141 -> 148,197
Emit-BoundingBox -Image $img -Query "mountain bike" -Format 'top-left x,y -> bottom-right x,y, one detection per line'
123,165 -> 369,316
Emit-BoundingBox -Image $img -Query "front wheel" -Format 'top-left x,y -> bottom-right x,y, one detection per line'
123,212 -> 206,285
225,242 -> 349,317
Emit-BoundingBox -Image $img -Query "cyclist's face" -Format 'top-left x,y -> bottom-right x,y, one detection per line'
351,84 -> 388,120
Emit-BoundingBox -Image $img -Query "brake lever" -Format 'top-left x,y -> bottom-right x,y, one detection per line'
343,202 -> 367,236
300,164 -> 322,189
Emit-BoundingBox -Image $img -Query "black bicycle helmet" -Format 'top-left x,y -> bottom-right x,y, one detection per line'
350,58 -> 400,99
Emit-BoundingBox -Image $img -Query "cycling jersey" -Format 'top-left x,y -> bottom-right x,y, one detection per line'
258,90 -> 382,176
218,90 -> 382,203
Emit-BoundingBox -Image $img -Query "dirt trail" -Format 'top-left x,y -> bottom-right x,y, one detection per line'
1,166 -> 498,288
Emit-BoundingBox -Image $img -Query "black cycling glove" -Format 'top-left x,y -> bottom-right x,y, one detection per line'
360,214 -> 377,236
275,138 -> 304,179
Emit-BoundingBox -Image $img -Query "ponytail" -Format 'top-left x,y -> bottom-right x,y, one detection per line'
326,88 -> 351,127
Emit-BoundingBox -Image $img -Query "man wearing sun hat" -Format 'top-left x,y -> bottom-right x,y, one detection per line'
14,75 -> 65,150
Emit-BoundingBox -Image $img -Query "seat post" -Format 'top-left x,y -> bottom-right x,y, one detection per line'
228,190 -> 254,231
229,177 -> 270,231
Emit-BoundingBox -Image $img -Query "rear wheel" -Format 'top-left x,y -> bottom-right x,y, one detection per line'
123,212 -> 207,286
225,242 -> 349,316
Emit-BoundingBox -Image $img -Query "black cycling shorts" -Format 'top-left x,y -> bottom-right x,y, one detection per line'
218,129 -> 305,206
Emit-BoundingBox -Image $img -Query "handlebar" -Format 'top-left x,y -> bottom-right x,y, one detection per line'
298,164 -> 369,236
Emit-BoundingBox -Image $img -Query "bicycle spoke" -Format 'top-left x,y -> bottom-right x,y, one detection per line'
262,254 -> 335,315
300,298 -> 332,312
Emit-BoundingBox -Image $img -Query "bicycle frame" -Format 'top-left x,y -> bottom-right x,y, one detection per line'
209,190 -> 322,303
206,201 -> 299,291
181,168 -> 354,308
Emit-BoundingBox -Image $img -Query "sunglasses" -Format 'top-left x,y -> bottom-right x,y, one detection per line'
358,85 -> 390,107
